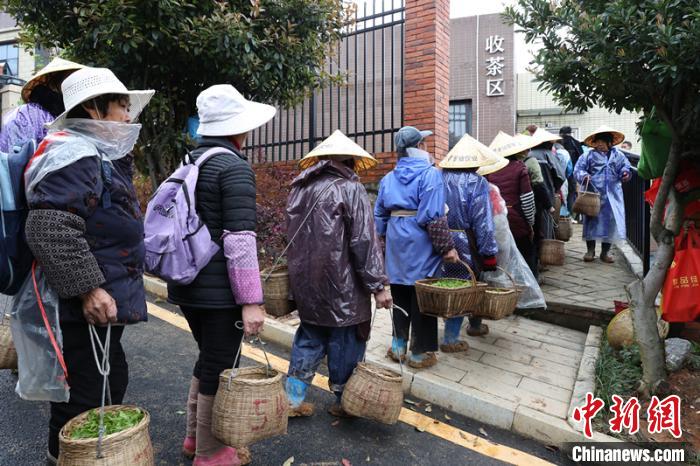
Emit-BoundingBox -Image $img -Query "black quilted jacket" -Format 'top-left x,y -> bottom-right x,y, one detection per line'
167,137 -> 256,309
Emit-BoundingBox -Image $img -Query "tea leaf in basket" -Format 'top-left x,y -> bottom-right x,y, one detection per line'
430,279 -> 473,289
70,408 -> 144,439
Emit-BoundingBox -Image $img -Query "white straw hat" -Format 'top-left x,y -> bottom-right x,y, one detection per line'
49,67 -> 154,128
439,133 -> 502,169
531,128 -> 562,145
299,129 -> 378,171
22,57 -> 84,103
196,84 -> 276,136
489,131 -> 540,158
583,125 -> 625,147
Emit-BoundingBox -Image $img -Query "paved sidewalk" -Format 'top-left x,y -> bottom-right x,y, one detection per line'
540,224 -> 637,313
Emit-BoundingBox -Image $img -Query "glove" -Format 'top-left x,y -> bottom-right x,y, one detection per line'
482,255 -> 497,272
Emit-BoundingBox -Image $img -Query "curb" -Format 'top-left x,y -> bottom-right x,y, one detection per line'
143,274 -> 620,447
617,240 -> 644,280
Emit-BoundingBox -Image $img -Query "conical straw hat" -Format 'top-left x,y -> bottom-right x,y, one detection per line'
298,129 -> 378,171
583,125 -> 625,147
477,157 -> 509,176
22,57 -> 84,103
531,128 -> 562,145
489,131 -> 539,158
439,133 -> 501,169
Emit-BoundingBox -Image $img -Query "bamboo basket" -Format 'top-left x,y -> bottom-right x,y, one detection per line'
261,265 -> 290,317
0,317 -> 17,370
572,179 -> 600,217
555,217 -> 573,242
341,362 -> 403,424
415,260 -> 486,318
58,406 -> 153,466
553,194 -> 562,219
539,239 -> 566,266
213,366 -> 288,447
473,267 -> 522,320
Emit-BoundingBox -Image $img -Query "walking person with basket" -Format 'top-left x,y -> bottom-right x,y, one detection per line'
21,67 -> 154,464
438,134 -> 502,347
573,126 -> 631,263
165,85 -> 274,466
284,130 -> 392,418
375,126 -> 458,369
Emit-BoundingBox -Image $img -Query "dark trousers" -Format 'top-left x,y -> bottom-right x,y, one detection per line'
586,240 -> 611,255
288,322 -> 366,395
391,284 -> 438,354
49,323 -> 128,458
181,306 -> 244,396
515,235 -> 538,279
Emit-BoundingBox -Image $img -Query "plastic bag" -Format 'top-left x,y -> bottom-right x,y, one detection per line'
482,184 -> 546,309
661,225 -> 700,323
638,108 -> 672,180
9,265 -> 69,402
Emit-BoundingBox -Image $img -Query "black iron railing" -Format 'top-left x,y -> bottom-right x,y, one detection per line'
622,152 -> 651,275
244,1 -> 405,162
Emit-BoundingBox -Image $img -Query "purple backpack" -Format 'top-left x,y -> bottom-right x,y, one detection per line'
143,148 -> 232,284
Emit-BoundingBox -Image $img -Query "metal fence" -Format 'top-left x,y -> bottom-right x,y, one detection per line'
622,153 -> 651,275
244,1 -> 405,162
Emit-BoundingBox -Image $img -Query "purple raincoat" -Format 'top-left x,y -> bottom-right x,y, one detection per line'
0,103 -> 54,151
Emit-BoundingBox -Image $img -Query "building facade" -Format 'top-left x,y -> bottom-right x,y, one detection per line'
0,12 -> 39,120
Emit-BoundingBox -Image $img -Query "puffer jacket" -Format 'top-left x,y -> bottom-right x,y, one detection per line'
167,137 -> 256,308
487,159 -> 533,239
26,152 -> 146,324
287,160 -> 387,327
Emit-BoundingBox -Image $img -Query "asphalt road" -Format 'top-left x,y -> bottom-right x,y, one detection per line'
0,294 -> 575,465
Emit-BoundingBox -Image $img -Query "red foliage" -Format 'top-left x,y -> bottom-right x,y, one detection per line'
252,149 -> 297,269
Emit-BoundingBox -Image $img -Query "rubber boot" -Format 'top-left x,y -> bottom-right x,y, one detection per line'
440,317 -> 469,353
386,337 -> 407,362
182,376 -> 199,459
584,241 -> 596,262
193,394 -> 240,466
407,351 -> 437,369
600,242 -> 614,263
328,392 -> 354,418
286,377 -> 314,417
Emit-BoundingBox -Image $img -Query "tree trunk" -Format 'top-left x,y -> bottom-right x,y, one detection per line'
628,138 -> 685,395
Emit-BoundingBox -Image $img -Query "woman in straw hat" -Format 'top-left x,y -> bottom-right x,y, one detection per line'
486,132 -> 539,276
0,57 -> 83,152
22,66 -> 154,464
166,84 -> 274,466
438,134 -> 501,345
375,126 -> 458,369
574,126 -> 631,263
285,130 -> 392,418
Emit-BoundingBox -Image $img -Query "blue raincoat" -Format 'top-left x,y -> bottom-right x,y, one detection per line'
574,147 -> 631,242
442,171 -> 498,278
375,157 -> 445,285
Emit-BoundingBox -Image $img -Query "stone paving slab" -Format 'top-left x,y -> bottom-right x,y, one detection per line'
541,223 -> 637,312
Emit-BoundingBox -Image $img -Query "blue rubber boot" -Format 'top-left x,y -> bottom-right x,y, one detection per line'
286,377 -> 314,417
440,317 -> 470,353
386,337 -> 407,362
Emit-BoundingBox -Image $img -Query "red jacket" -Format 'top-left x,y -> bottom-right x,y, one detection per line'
487,160 -> 534,239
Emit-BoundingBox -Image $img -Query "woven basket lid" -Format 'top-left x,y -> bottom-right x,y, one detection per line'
298,129 -> 377,171
439,133 -> 501,169
21,57 -> 84,103
583,125 -> 625,147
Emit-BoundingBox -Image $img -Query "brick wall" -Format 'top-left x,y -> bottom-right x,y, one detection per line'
403,0 -> 450,161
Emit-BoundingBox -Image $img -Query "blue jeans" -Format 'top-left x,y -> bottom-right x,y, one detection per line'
288,323 -> 367,395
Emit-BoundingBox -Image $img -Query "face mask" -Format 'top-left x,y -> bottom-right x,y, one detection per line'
406,147 -> 433,163
62,118 -> 142,161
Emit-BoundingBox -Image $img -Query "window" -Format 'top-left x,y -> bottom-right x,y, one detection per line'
0,42 -> 19,76
449,100 -> 472,149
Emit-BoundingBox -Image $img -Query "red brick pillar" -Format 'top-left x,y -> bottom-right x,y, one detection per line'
403,0 -> 451,161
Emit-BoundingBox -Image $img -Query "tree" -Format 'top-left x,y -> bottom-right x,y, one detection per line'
505,0 -> 700,394
3,0 -> 352,185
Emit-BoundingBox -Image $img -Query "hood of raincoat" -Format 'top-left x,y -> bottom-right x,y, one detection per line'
287,159 -> 387,327
394,156 -> 433,184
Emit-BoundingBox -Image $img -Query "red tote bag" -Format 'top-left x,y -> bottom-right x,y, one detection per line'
662,225 -> 700,322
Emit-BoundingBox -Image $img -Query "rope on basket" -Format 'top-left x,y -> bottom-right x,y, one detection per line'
88,322 -> 112,459
388,304 -> 409,377
226,321 -> 273,389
